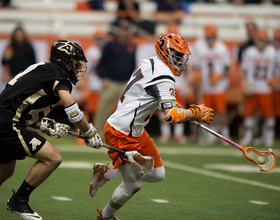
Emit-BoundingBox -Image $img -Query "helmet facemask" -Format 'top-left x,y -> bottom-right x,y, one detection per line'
68,58 -> 87,84
166,47 -> 189,77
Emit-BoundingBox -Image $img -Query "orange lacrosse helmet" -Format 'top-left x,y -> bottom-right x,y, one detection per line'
204,24 -> 217,38
155,33 -> 191,77
256,30 -> 269,41
274,28 -> 280,40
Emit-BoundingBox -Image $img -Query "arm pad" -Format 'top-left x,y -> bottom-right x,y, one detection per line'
64,102 -> 84,123
162,107 -> 186,124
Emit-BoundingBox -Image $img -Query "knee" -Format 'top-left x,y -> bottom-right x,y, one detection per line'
130,180 -> 142,194
152,167 -> 165,182
142,166 -> 165,183
46,149 -> 62,168
52,151 -> 62,168
122,180 -> 142,197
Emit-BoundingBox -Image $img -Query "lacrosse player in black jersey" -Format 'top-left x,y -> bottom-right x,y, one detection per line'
0,39 -> 103,220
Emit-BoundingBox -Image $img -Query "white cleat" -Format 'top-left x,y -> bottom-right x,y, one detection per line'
89,163 -> 109,198
96,208 -> 120,220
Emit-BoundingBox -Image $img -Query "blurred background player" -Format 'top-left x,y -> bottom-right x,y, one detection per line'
88,33 -> 214,220
155,0 -> 185,25
271,28 -> 280,139
85,29 -> 108,122
240,30 -> 278,147
94,20 -> 136,140
1,25 -> 36,83
237,21 -> 258,64
115,0 -> 140,29
192,24 -> 231,144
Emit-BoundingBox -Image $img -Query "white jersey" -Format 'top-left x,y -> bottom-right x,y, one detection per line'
107,56 -> 176,137
274,48 -> 280,91
193,39 -> 230,93
242,45 -> 278,94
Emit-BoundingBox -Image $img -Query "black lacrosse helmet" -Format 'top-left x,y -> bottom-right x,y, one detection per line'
49,39 -> 87,85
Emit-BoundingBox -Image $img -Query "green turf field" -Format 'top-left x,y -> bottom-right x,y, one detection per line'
1,135 -> 279,220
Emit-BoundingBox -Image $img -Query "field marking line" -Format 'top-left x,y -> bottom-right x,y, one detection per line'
249,200 -> 269,205
59,161 -> 110,169
151,199 -> 169,203
204,163 -> 280,173
163,160 -> 280,191
52,196 -> 72,201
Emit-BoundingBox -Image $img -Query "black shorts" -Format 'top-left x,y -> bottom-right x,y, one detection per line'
0,121 -> 46,164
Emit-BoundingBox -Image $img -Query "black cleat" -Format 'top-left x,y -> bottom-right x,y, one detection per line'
6,192 -> 42,220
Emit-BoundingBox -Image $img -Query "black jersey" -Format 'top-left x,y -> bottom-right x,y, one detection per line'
0,62 -> 72,127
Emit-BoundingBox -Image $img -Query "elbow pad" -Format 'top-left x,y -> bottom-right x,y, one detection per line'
163,107 -> 186,124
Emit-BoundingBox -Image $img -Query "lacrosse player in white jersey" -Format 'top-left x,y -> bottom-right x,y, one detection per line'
192,24 -> 231,144
241,30 -> 278,147
271,28 -> 280,124
88,33 -> 214,220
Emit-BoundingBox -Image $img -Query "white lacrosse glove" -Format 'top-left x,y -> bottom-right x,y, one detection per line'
80,123 -> 103,149
40,118 -> 71,138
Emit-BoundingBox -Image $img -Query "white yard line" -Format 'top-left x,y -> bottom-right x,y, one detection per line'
204,163 -> 280,173
59,161 -> 110,169
164,160 -> 280,191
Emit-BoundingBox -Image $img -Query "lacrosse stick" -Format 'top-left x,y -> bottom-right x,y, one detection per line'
67,130 -> 154,177
191,121 -> 277,172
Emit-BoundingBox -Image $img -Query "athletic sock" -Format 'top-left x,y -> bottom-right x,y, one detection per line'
14,180 -> 36,201
244,129 -> 253,140
221,126 -> 229,138
101,203 -> 118,218
160,122 -> 171,136
174,123 -> 184,137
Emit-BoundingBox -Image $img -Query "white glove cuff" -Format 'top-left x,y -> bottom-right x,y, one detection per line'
83,123 -> 97,139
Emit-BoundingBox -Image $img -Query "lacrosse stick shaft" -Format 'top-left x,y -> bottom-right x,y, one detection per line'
67,131 -> 126,154
191,121 -> 240,149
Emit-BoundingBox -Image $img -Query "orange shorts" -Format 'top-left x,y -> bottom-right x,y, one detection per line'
273,91 -> 280,117
104,122 -> 163,169
203,93 -> 226,114
244,93 -> 274,119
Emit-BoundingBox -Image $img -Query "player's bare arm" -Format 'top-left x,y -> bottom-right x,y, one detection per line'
56,89 -> 102,149
58,89 -> 89,132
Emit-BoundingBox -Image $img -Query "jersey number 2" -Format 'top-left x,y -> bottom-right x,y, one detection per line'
120,67 -> 144,103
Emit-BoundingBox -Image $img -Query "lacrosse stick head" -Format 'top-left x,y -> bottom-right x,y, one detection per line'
240,146 -> 277,171
125,151 -> 154,178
